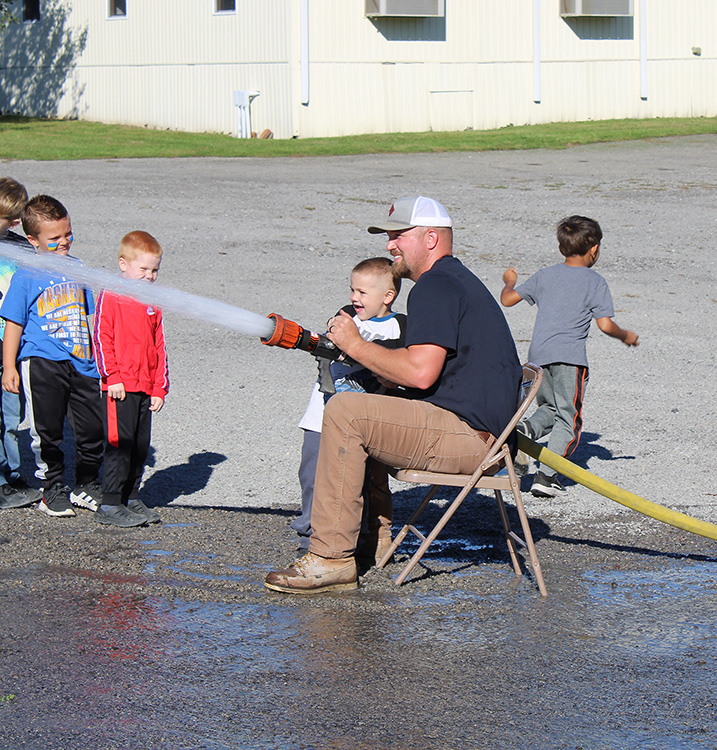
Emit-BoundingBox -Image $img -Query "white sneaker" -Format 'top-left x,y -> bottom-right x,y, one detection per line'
70,482 -> 103,512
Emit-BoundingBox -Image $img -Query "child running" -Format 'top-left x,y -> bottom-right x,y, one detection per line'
500,215 -> 638,497
294,257 -> 405,562
93,231 -> 169,527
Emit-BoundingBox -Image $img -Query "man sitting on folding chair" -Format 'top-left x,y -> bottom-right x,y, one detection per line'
265,196 -> 523,594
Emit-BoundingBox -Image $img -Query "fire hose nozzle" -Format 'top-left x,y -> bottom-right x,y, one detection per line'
261,313 -> 303,349
261,313 -> 358,395
261,312 -> 344,362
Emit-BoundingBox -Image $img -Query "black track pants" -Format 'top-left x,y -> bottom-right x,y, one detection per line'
101,391 -> 152,506
22,357 -> 103,488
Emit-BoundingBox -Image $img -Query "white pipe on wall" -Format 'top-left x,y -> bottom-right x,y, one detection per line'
533,0 -> 541,103
301,0 -> 309,105
640,0 -> 647,99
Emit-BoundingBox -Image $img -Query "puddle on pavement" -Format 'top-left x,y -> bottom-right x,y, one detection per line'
1,547 -> 716,750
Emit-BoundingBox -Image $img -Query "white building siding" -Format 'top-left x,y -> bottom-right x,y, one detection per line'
69,0 -> 295,136
0,0 -> 714,139
73,62 -> 293,136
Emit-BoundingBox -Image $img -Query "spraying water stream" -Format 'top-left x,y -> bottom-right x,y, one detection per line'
0,240 -> 275,339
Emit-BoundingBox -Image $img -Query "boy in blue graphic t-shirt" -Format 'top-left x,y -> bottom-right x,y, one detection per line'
1,195 -> 104,518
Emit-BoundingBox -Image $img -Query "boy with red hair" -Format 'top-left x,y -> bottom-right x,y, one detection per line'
94,231 -> 168,527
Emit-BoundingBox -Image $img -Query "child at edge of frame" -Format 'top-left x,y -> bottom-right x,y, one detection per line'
93,231 -> 169,528
293,257 -> 406,565
1,194 -> 104,518
0,177 -> 43,509
500,215 -> 639,498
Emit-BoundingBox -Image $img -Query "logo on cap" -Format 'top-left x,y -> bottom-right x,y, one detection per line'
367,196 -> 452,234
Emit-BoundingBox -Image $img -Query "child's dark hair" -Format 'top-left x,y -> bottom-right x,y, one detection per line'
22,195 -> 69,238
352,256 -> 401,295
557,215 -> 603,258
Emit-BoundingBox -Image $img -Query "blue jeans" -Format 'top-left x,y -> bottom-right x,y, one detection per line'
0,389 -> 23,486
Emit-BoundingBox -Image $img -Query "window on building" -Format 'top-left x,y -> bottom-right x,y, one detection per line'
216,0 -> 236,12
23,0 -> 40,22
109,0 -> 127,17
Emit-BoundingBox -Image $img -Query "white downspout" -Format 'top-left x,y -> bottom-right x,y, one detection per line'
301,0 -> 309,105
533,0 -> 541,103
639,0 -> 647,100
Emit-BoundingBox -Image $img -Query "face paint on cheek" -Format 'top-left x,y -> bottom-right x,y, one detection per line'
48,233 -> 73,251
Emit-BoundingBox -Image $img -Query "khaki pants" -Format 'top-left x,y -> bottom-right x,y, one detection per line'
309,392 -> 493,559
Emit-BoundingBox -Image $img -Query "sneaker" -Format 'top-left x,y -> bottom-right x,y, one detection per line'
514,420 -> 534,476
127,498 -> 161,524
39,483 -> 76,517
8,478 -> 43,504
531,471 -> 566,497
0,482 -> 41,510
513,449 -> 530,477
518,419 -> 533,437
70,482 -> 103,512
264,552 -> 358,594
95,504 -> 147,528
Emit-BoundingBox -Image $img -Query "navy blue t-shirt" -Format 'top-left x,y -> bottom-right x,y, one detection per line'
404,255 -> 522,440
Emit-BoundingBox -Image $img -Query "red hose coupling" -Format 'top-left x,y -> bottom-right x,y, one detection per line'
261,313 -> 303,349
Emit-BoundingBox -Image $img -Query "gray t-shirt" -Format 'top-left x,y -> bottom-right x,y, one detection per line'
516,263 -> 614,368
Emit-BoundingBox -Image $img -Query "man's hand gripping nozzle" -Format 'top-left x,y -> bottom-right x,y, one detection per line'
261,313 -> 352,395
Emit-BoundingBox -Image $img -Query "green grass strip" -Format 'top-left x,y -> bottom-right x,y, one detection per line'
1,115 -> 715,161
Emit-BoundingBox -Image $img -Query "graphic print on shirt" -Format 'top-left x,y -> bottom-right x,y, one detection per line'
36,281 -> 92,360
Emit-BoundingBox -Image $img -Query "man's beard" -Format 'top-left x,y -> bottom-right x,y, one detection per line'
392,259 -> 412,279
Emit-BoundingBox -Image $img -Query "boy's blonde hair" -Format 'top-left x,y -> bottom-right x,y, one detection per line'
21,195 -> 68,237
119,230 -> 163,261
0,178 -> 29,222
352,256 -> 401,296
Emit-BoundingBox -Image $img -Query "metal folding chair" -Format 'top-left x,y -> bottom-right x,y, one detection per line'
377,363 -> 547,596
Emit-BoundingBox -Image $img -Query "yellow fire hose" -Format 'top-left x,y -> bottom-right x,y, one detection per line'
518,434 -> 717,542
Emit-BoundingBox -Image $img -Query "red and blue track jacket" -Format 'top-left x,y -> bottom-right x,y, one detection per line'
93,290 -> 169,399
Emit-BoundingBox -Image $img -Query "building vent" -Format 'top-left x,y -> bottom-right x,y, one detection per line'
365,0 -> 445,18
560,0 -> 633,16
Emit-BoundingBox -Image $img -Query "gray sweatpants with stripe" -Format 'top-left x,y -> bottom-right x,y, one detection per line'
524,363 -> 589,478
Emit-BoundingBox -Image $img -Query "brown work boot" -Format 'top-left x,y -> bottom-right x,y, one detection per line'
356,534 -> 394,567
375,536 -> 394,566
264,552 -> 358,594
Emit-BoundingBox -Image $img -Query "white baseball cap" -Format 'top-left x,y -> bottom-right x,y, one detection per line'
367,196 -> 453,234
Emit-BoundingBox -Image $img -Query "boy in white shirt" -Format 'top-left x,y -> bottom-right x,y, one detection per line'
294,257 -> 405,563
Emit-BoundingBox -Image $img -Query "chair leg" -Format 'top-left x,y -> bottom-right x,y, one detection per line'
506,468 -> 548,597
494,490 -> 523,578
394,483 -> 474,585
376,485 -> 439,569
513,494 -> 547,597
